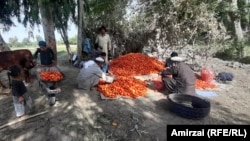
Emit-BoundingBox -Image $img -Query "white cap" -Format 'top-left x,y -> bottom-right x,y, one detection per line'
171,56 -> 185,62
95,57 -> 104,62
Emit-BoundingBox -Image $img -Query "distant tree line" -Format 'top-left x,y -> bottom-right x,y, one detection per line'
8,35 -> 77,48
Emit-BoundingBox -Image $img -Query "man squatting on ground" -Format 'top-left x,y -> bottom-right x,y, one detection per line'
161,56 -> 196,95
76,57 -> 112,91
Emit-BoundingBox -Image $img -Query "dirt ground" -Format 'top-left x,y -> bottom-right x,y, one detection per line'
0,54 -> 250,141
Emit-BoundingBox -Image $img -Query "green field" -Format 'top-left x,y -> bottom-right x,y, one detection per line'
11,44 -> 77,55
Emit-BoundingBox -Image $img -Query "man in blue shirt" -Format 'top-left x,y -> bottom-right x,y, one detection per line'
34,41 -> 55,66
82,36 -> 92,60
90,46 -> 103,60
82,38 -> 91,54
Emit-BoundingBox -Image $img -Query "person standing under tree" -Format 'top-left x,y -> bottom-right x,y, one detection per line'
95,26 -> 111,62
34,40 -> 55,66
82,34 -> 91,60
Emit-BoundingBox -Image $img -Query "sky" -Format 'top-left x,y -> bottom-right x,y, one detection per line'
0,0 -> 137,43
0,20 -> 77,43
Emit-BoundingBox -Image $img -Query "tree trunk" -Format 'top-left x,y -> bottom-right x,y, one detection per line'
231,0 -> 245,58
59,28 -> 72,61
0,33 -> 10,52
77,0 -> 84,60
38,0 -> 57,62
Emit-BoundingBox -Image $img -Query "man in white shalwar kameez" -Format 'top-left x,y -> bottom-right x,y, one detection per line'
76,57 -> 108,90
95,26 -> 111,62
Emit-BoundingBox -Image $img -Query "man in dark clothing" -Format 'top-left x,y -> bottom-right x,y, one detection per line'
34,41 -> 55,66
165,52 -> 178,68
91,46 -> 103,60
161,56 -> 196,95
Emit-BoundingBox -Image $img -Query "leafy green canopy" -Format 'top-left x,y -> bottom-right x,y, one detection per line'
0,0 -> 77,31
0,0 -> 21,30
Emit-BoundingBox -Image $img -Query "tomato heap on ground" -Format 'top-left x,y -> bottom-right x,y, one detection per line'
195,79 -> 216,90
98,53 -> 217,98
39,71 -> 64,82
98,53 -> 165,99
109,53 -> 164,76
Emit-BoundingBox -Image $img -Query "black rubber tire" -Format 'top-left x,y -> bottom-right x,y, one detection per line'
167,93 -> 211,119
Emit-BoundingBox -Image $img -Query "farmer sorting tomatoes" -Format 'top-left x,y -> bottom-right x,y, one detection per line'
76,57 -> 114,91
160,56 -> 196,95
83,52 -> 109,73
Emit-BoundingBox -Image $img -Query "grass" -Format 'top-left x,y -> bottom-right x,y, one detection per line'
10,44 -> 250,64
11,44 -> 77,54
245,46 -> 250,56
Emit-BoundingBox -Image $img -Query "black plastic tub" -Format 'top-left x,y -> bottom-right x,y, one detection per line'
167,93 -> 211,119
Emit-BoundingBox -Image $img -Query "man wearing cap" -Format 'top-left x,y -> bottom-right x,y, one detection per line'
76,57 -> 111,90
82,52 -> 109,73
160,56 -> 196,95
34,41 -> 55,66
165,52 -> 178,68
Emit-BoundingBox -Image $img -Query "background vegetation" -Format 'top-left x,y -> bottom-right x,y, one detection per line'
1,0 -> 250,64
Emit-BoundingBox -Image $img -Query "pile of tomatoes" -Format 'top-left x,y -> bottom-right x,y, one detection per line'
97,53 -> 218,98
152,77 -> 217,91
39,71 -> 64,82
109,53 -> 164,76
98,76 -> 147,99
195,79 -> 216,90
98,53 -> 165,98
153,77 -> 217,90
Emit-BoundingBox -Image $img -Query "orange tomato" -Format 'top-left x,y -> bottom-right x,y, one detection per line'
98,53 -> 165,99
109,53 -> 164,76
195,79 -> 216,89
39,71 -> 64,81
98,76 -> 147,99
